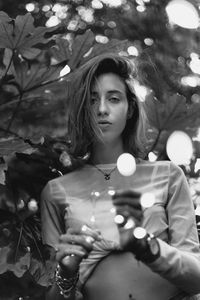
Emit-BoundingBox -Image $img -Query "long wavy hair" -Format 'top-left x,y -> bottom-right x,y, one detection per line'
66,53 -> 147,159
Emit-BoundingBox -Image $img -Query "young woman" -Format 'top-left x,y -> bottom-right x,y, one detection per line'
41,54 -> 200,300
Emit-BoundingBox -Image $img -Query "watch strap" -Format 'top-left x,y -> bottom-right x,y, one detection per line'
134,233 -> 160,263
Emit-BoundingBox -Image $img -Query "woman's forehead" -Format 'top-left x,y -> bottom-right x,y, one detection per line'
91,73 -> 126,93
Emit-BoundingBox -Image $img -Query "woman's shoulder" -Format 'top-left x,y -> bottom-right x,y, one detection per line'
137,159 -> 184,176
137,158 -> 172,168
40,166 -> 88,206
48,164 -> 87,185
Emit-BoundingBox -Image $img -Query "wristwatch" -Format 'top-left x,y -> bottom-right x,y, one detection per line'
142,234 -> 160,263
134,233 -> 160,263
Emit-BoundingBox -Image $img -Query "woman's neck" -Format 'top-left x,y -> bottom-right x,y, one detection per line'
90,141 -> 124,165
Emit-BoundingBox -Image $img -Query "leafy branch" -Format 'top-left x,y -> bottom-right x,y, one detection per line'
0,10 -> 131,141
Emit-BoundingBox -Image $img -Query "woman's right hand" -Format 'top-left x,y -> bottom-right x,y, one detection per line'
55,225 -> 102,277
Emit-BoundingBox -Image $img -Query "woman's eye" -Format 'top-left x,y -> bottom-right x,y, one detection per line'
91,98 -> 98,104
109,97 -> 120,102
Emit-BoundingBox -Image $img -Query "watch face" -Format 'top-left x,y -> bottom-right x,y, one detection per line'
149,238 -> 160,255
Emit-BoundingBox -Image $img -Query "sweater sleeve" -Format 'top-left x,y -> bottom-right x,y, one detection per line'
40,180 -> 66,248
147,162 -> 200,295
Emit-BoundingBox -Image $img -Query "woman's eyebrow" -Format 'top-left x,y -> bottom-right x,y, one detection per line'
91,90 -> 125,95
107,90 -> 124,95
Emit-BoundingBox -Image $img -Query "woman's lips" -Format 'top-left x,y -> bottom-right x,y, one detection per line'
98,121 -> 111,129
98,120 -> 111,124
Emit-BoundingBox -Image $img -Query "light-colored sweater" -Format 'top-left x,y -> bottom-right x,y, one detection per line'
41,160 -> 200,300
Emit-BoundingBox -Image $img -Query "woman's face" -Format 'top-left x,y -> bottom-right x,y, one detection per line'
91,72 -> 129,144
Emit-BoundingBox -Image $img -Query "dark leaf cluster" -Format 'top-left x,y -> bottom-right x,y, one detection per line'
0,135 -> 89,299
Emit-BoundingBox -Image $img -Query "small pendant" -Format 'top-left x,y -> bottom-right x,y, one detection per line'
104,174 -> 110,180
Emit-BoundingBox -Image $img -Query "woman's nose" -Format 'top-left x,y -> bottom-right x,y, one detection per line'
97,99 -> 109,115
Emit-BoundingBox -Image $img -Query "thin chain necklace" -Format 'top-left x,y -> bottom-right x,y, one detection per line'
92,164 -> 117,180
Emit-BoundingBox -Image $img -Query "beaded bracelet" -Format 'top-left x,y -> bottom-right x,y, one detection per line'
55,264 -> 79,298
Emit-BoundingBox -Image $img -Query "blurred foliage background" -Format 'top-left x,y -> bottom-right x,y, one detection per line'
0,0 -> 200,196
0,1 -> 200,182
0,0 -> 200,156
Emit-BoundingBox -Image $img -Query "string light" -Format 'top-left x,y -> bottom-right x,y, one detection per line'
148,152 -> 158,162
117,153 -> 136,176
133,227 -> 147,239
116,153 -> 155,238
140,193 -> 155,208
114,214 -> 125,225
90,190 -> 100,224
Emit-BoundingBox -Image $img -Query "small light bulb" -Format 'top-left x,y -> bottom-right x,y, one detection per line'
110,207 -> 116,214
117,153 -> 136,176
108,189 -> 115,196
85,236 -> 95,244
91,191 -> 100,198
124,218 -> 135,229
81,225 -> 90,232
114,214 -> 125,225
133,227 -> 147,239
140,193 -> 155,208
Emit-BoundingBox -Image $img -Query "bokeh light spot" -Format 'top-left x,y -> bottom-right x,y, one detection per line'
166,131 -> 193,165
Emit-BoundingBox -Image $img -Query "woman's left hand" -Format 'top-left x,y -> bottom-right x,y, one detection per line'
112,189 -> 143,251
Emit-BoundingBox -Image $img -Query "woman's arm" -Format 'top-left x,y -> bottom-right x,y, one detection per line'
144,163 -> 200,294
112,162 -> 200,295
45,283 -> 76,300
41,181 -> 76,299
40,180 -> 101,300
40,181 -> 66,248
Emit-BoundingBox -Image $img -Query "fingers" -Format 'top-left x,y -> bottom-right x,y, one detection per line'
59,234 -> 94,252
55,234 -> 95,268
55,224 -> 102,268
55,243 -> 89,262
67,225 -> 102,241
